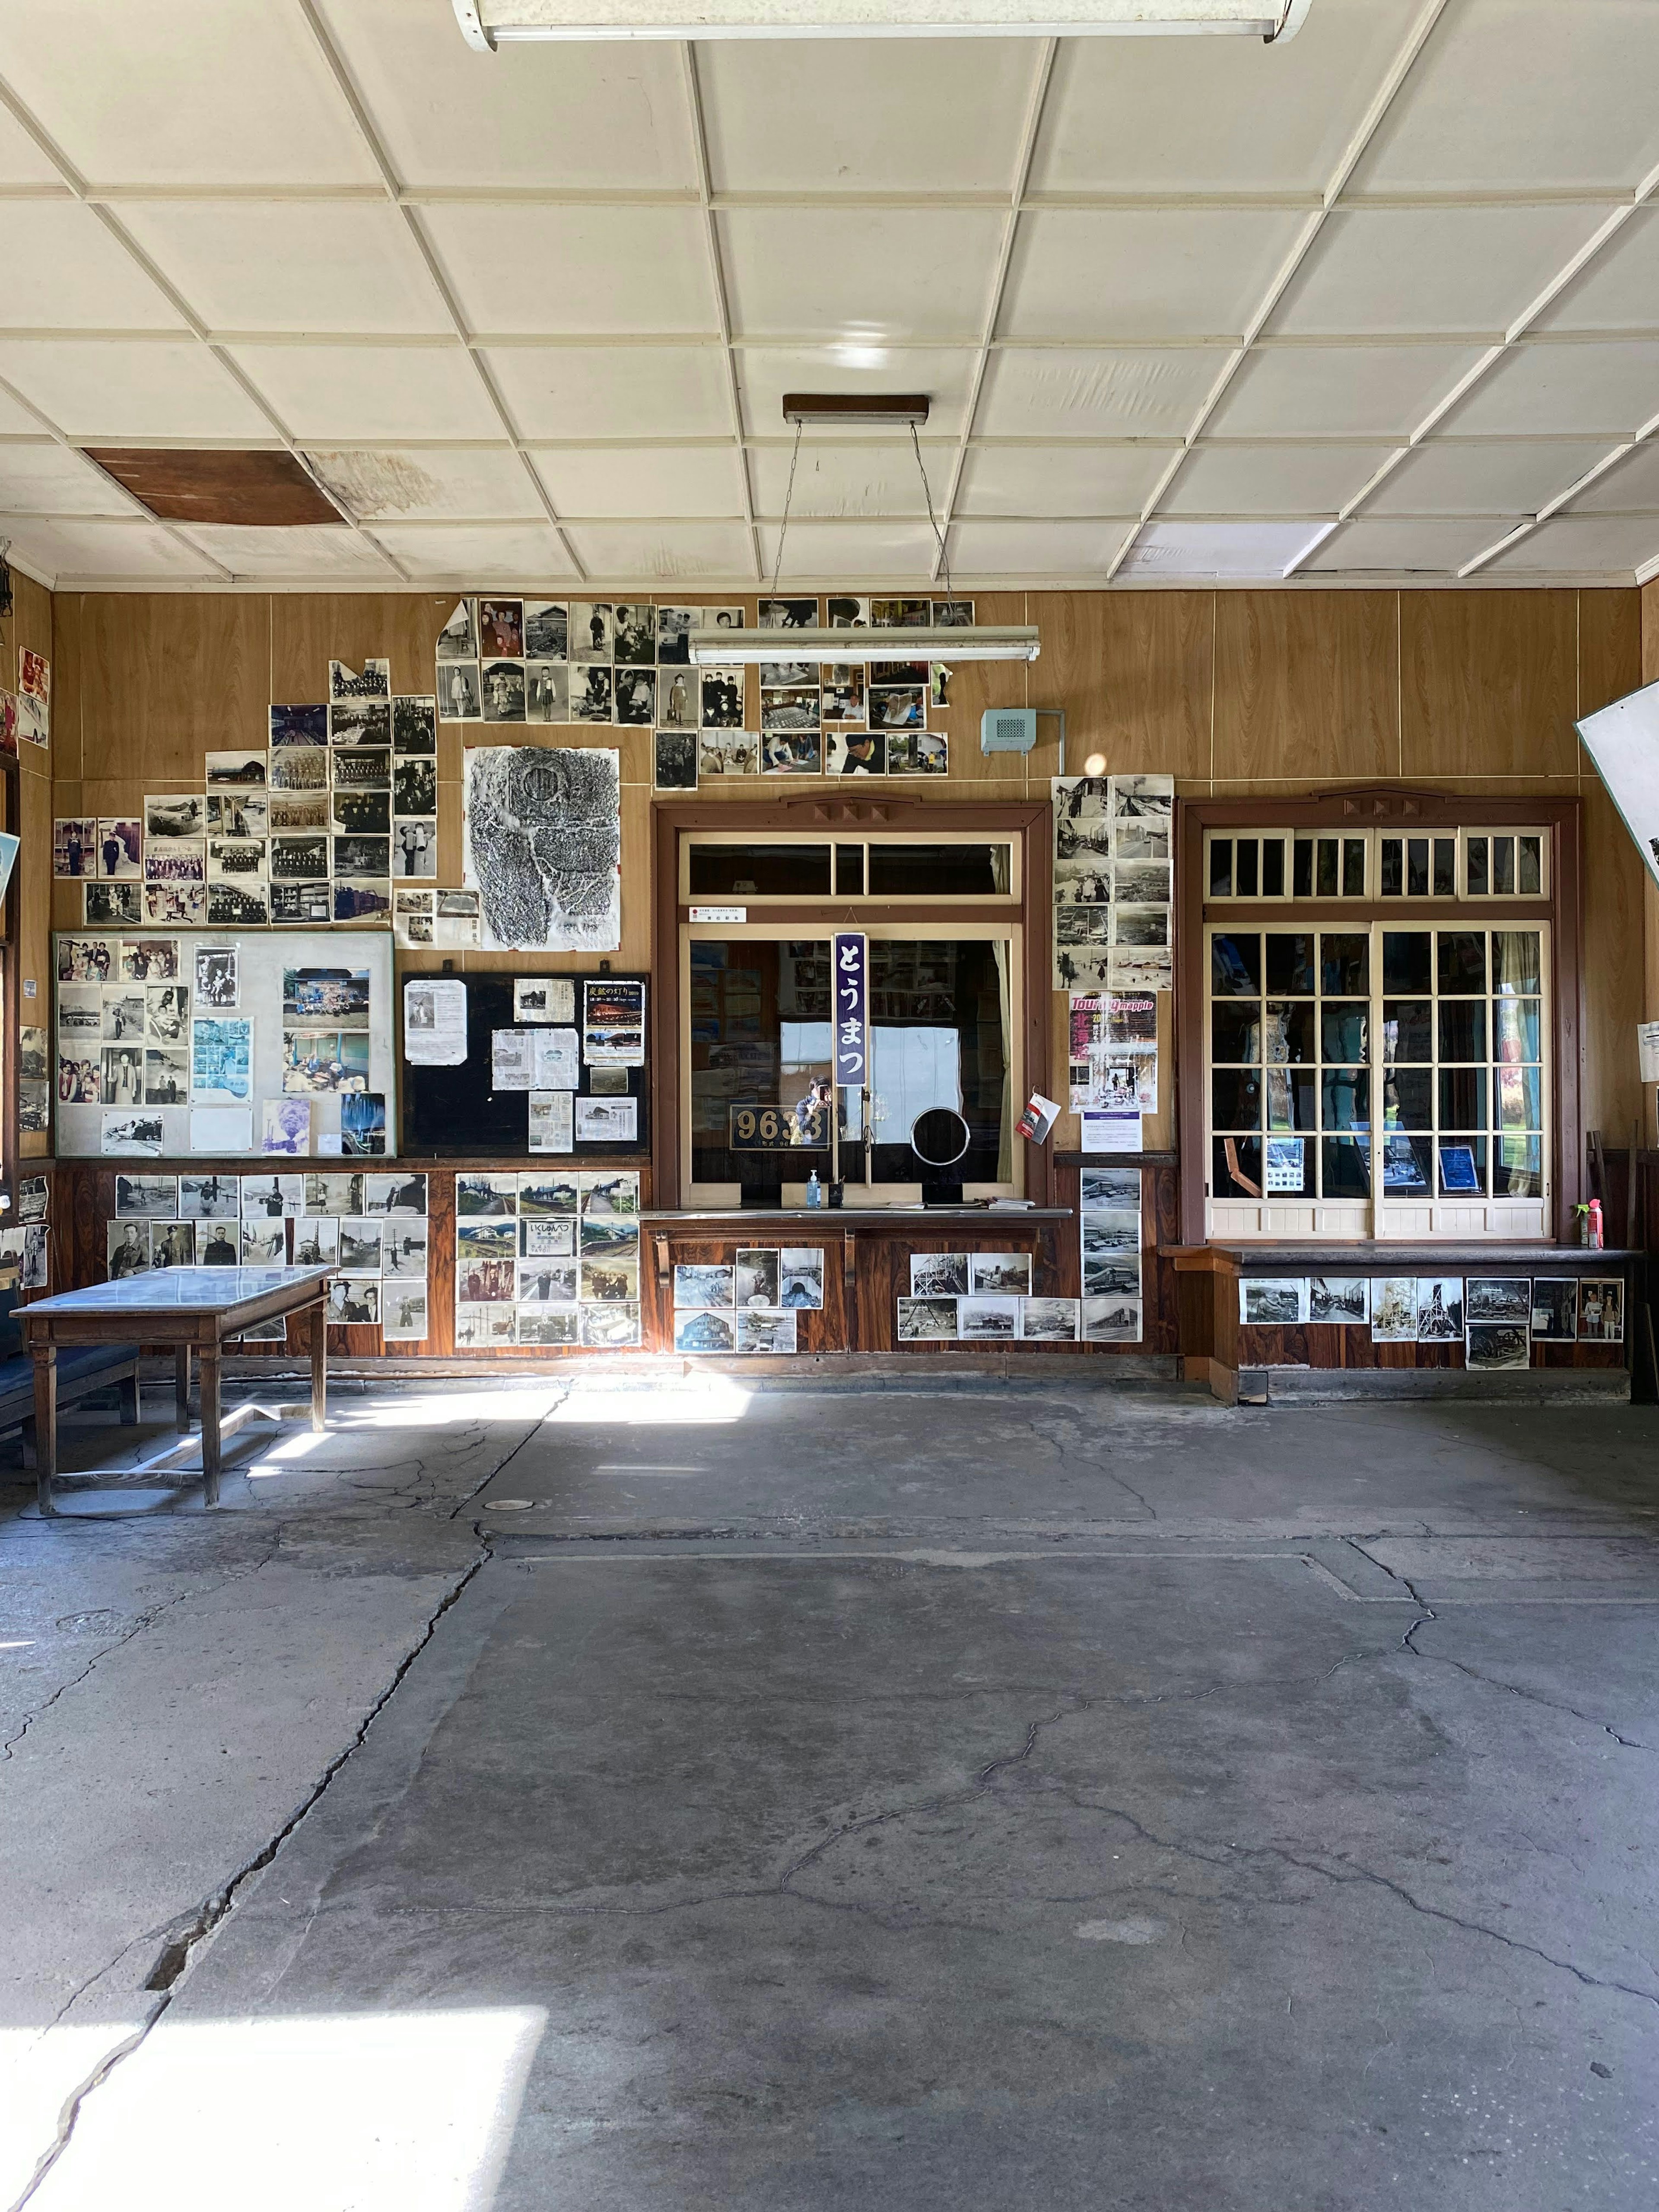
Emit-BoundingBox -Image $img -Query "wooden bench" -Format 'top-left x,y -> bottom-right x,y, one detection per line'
0,1289 -> 141,1469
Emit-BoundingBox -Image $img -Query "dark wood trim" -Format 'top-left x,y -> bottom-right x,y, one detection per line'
652,795 -> 1052,1214
1177,792 -> 1583,1246
1,756 -> 21,1208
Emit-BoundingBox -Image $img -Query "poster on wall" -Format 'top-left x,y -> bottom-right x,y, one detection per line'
462,745 -> 621,953
1577,680 -> 1659,886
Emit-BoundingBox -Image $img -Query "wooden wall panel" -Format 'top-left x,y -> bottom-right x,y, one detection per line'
1401,589 -> 1579,779
1213,590 -> 1398,787
1029,591 -> 1212,784
70,593 -> 271,778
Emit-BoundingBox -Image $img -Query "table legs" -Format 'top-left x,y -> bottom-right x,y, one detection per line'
31,1344 -> 56,1518
309,1300 -> 327,1433
174,1344 -> 192,1432
198,1344 -> 222,1509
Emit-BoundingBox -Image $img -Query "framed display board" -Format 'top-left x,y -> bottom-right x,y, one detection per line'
401,972 -> 649,1159
54,929 -> 397,1160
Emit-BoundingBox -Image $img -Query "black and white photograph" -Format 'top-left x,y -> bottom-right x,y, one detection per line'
734,1249 -> 779,1307
205,750 -> 267,788
1082,1208 -> 1140,1253
525,662 -> 569,724
394,758 -> 437,816
1019,1298 -> 1079,1341
1081,1296 -> 1141,1343
1529,1278 -> 1579,1341
1416,1276 -> 1465,1341
826,596 -> 870,628
969,1252 -> 1033,1297
86,883 -> 142,925
334,791 -> 391,840
1081,1166 -> 1141,1212
759,597 -> 817,629
1577,1278 -> 1624,1342
99,815 -> 144,875
271,834 -> 329,882
1307,1277 -> 1369,1325
148,1221 -> 194,1271
896,1297 -> 957,1341
328,1278 -> 381,1327
572,603 -> 613,663
270,702 -> 329,747
1114,906 -> 1170,948
1466,1322 -> 1532,1371
181,1174 -> 240,1225
106,1220 -> 151,1278
101,1112 -> 165,1158
657,665 -> 698,732
778,1248 -> 824,1309
269,747 -> 330,793
271,882 -> 333,925
333,833 -> 391,880
329,657 -> 390,702
674,1262 -> 733,1309
674,1309 -> 734,1354
478,600 -> 524,660
614,667 -> 656,726
332,746 -> 390,791
438,601 -> 477,661
700,672 -> 746,731
393,696 -> 438,754
613,604 -> 655,665
207,791 -> 267,839
329,698 -> 390,747
654,728 -> 697,793
517,1306 -> 576,1347
656,606 -> 698,664
393,820 -> 436,877
475,659 -> 523,723
144,794 -> 205,840
114,1171 -> 177,1218
1465,1277 -> 1532,1323
338,1217 -> 383,1275
909,1251 -> 969,1297
571,666 -> 614,723
1240,1277 -> 1307,1326
440,663 -> 481,721
524,601 -> 568,661
957,1294 -> 1020,1341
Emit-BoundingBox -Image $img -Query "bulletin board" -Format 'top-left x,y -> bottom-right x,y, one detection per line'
54,929 -> 397,1160
400,973 -> 650,1159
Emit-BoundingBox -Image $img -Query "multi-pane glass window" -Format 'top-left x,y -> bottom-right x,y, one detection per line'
1209,923 -> 1546,1206
1206,827 -> 1548,905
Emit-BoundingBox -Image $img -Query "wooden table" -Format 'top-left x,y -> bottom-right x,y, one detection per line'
23,1266 -> 332,1513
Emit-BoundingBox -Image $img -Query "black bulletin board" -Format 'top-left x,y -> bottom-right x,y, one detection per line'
400,973 -> 650,1159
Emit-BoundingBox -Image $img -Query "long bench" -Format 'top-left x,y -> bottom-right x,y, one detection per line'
0,1290 -> 140,1470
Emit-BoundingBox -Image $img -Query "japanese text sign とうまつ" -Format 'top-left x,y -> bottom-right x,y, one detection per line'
833,932 -> 868,1088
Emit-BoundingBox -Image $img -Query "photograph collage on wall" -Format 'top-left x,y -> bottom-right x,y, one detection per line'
55,658 -> 434,931
1052,772 -> 1175,994
0,644 -> 51,753
896,1247 -> 1086,1344
672,1245 -> 824,1354
1078,1166 -> 1144,1341
0,1174 -> 51,1296
483,976 -> 642,1150
454,1167 -> 641,1348
104,1168 -> 429,1340
1239,1273 -> 1624,1364
433,593 -> 963,790
57,934 -> 387,1160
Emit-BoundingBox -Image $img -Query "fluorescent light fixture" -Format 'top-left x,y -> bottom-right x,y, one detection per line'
784,393 -> 929,427
689,625 -> 1040,665
455,0 -> 1310,44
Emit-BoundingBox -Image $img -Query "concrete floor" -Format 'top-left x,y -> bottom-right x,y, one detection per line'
2,1370 -> 1658,2210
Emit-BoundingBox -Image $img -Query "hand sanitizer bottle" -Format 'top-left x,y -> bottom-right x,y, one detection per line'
805,1170 -> 821,1209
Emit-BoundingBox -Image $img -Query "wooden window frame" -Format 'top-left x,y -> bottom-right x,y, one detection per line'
1178,788 -> 1582,1246
652,795 -> 1053,1211
0,756 -> 19,1203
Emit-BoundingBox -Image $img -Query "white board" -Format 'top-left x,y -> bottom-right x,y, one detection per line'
54,929 -> 396,1159
1576,678 -> 1659,887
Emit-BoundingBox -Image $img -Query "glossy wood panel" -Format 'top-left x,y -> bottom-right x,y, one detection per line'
67,593 -> 271,778
1029,590 -> 1213,785
1212,591 -> 1398,787
1401,589 -> 1579,779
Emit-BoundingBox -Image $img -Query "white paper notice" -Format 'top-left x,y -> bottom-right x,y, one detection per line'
528,1089 -> 575,1154
532,1027 -> 580,1090
190,1106 -> 252,1153
1081,1110 -> 1141,1154
403,976 -> 468,1066
514,977 -> 576,1025
1640,1020 -> 1659,1083
575,1095 -> 638,1144
492,1028 -> 533,1091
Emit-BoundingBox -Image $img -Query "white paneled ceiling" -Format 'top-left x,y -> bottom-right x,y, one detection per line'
0,0 -> 1656,589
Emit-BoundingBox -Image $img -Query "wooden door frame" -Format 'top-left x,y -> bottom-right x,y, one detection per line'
651,794 -> 1053,1210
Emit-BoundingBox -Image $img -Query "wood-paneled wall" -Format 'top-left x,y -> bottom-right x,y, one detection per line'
2,565 -> 54,1159
34,582 -> 1652,1176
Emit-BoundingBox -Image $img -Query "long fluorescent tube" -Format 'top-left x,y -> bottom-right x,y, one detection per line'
688,625 -> 1040,665
455,0 -> 1309,43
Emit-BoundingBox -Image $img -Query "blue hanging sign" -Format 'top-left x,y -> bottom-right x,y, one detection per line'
833,931 -> 868,1087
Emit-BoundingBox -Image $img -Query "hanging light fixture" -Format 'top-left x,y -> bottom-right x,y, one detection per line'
690,394 -> 1041,666
454,0 -> 1311,45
